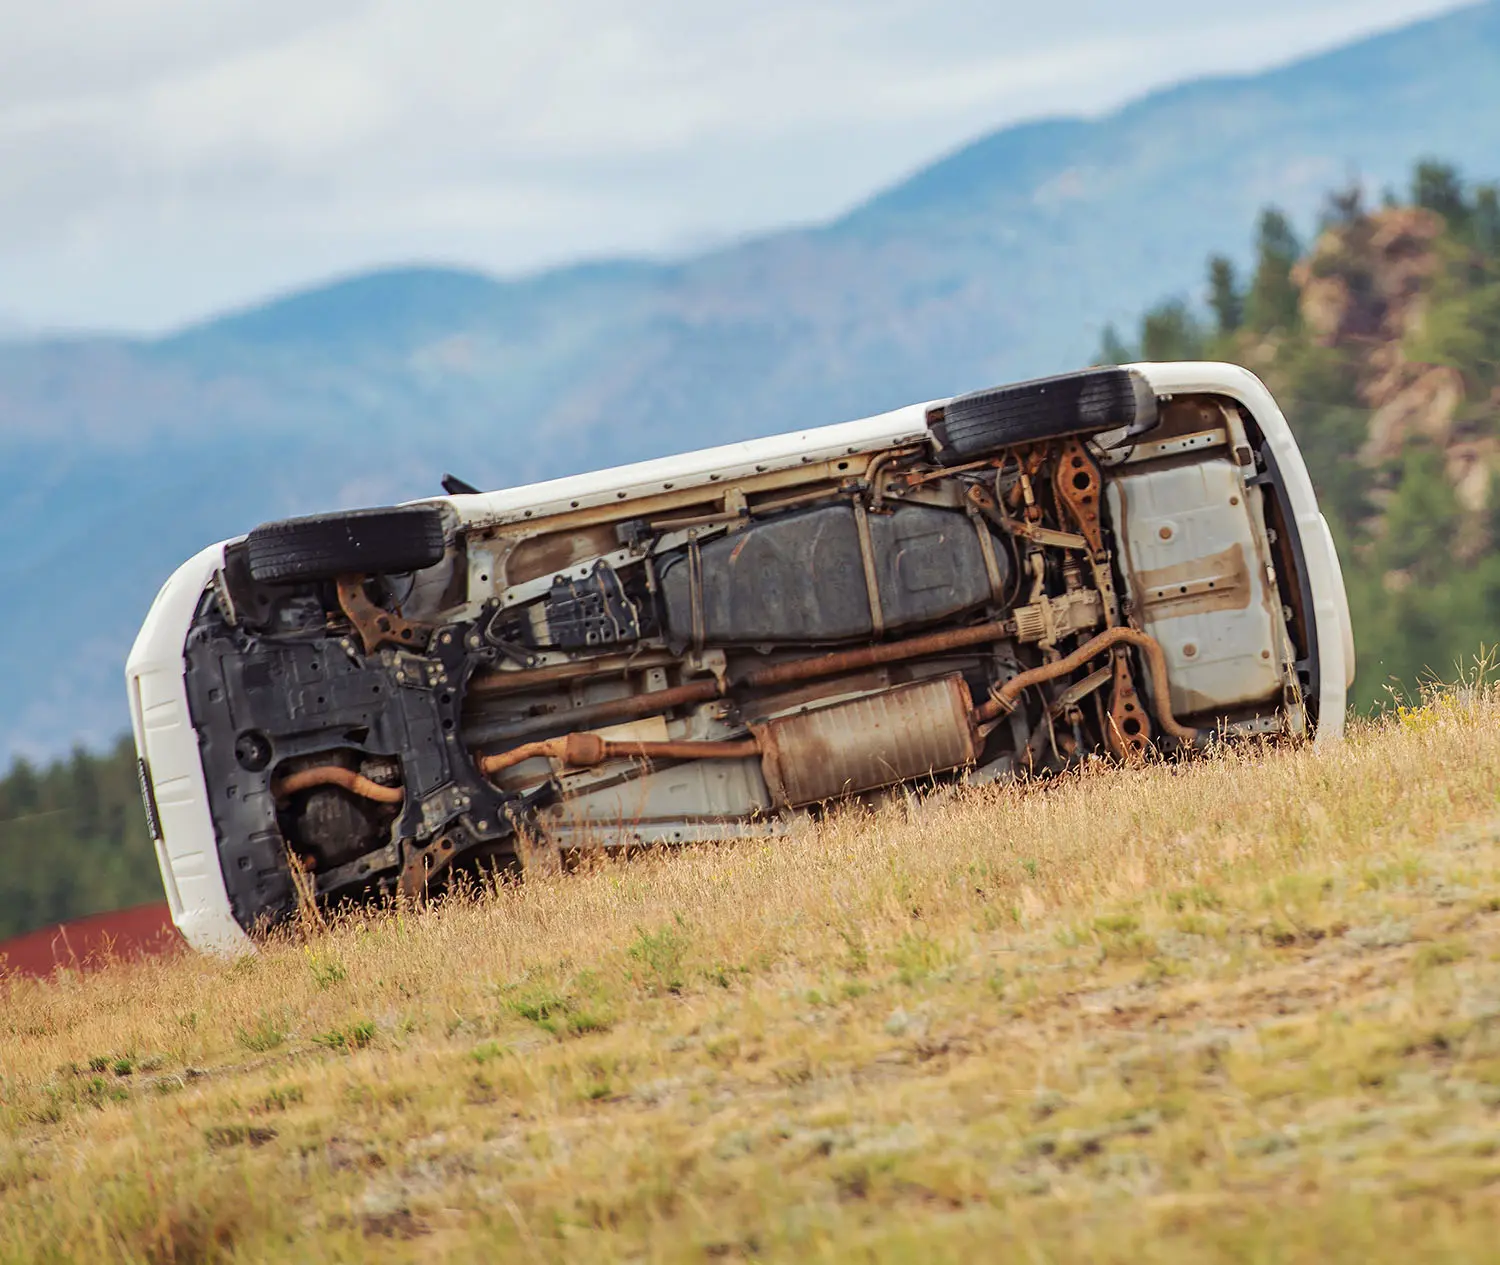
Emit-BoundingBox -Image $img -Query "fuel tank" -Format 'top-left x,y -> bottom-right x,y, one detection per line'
659,503 -> 1001,645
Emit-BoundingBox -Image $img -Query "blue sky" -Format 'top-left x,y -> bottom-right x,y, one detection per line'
0,0 -> 1466,332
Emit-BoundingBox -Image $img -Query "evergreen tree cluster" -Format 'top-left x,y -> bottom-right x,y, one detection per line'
1101,160 -> 1500,710
0,738 -> 163,942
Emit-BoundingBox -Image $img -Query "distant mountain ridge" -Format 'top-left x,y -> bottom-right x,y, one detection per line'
5,1 -> 1500,758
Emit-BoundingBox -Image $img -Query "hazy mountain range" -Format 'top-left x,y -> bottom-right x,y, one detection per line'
5,0 -> 1500,759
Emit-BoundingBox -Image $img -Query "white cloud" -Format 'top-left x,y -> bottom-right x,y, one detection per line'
0,0 -> 1466,330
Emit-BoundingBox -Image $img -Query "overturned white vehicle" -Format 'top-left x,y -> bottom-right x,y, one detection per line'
129,363 -> 1353,952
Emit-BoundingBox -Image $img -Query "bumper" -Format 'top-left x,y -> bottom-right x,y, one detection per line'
125,543 -> 251,954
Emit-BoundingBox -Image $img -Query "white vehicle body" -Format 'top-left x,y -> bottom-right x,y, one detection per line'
128,362 -> 1351,953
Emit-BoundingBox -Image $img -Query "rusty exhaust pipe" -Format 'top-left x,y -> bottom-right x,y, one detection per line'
272,766 -> 405,804
271,735 -> 759,805
479,732 -> 759,775
736,617 -> 1015,689
974,626 -> 1197,743
464,680 -> 724,746
464,617 -> 1018,747
286,624 -> 1190,804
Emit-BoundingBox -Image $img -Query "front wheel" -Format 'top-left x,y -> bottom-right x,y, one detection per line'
245,506 -> 447,583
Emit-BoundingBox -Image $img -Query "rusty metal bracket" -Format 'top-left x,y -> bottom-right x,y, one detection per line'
686,538 -> 707,654
1054,439 -> 1106,556
964,482 -> 1087,551
852,500 -> 886,637
1106,651 -> 1153,762
397,832 -> 459,901
865,444 -> 930,509
337,575 -> 434,655
967,504 -> 1007,604
1052,441 -> 1122,628
895,452 -> 998,489
1050,664 -> 1113,717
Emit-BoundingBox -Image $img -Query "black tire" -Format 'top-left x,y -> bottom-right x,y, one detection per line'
930,367 -> 1158,464
246,506 -> 446,583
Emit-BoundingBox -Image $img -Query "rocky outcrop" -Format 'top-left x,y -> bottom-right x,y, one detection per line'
1294,205 -> 1493,513
1359,364 -> 1465,464
1294,207 -> 1443,352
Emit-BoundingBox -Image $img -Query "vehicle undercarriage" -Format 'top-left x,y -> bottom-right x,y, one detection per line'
180,378 -> 1314,933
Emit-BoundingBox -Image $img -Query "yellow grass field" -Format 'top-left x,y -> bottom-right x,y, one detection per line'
4,689 -> 1500,1263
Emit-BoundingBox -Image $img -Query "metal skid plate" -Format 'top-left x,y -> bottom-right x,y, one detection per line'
1107,458 -> 1285,717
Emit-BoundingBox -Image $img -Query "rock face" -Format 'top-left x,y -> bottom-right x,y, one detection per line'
1294,208 -> 1445,349
1294,205 -> 1493,514
1361,364 -> 1465,464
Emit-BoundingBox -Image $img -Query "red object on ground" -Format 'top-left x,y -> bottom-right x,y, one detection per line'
0,903 -> 183,978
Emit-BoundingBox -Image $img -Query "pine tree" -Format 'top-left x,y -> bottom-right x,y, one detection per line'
1244,208 -> 1302,334
1473,185 -> 1500,257
1139,300 -> 1205,362
1096,323 -> 1134,365
2,757 -> 39,816
0,744 -> 161,940
1412,160 -> 1469,233
70,745 -> 103,841
1207,255 -> 1242,336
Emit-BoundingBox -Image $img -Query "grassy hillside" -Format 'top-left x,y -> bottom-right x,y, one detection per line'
3,689 -> 1498,1261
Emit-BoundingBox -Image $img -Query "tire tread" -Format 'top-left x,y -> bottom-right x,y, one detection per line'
932,368 -> 1154,463
246,506 -> 446,583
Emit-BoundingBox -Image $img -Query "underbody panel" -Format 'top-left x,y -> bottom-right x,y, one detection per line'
127,363 -> 1349,950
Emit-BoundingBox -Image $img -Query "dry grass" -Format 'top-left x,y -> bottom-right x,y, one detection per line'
4,690 -> 1500,1262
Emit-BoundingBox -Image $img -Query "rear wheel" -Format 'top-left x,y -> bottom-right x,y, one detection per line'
931,367 -> 1158,464
246,506 -> 446,583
